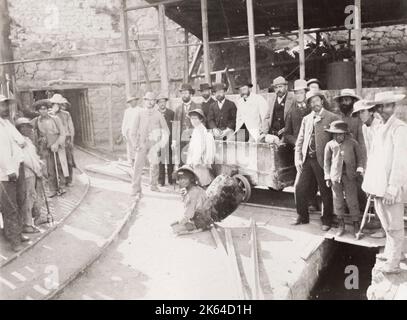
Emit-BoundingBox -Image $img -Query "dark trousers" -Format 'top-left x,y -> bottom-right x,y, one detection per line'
0,164 -> 25,246
295,158 -> 333,225
46,150 -> 65,193
65,137 -> 76,184
159,145 -> 174,185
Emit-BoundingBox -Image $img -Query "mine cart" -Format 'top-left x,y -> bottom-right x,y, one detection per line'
213,141 -> 297,201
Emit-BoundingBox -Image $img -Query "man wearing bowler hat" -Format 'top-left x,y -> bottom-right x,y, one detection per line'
234,77 -> 268,142
173,83 -> 201,166
263,76 -> 295,144
207,82 -> 237,140
198,83 -> 214,126
362,91 -> 407,273
156,93 -> 175,186
294,90 -> 340,230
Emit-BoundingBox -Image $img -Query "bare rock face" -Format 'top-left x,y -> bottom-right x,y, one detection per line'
367,261 -> 407,300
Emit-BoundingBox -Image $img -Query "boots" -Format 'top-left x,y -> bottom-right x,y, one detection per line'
336,218 -> 345,237
353,221 -> 360,238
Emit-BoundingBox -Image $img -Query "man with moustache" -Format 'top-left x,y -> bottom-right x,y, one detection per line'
207,82 -> 237,140
263,76 -> 295,144
293,90 -> 340,230
172,83 -> 200,166
198,83 -> 214,126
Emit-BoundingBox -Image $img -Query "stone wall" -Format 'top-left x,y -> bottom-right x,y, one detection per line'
7,0 -> 198,144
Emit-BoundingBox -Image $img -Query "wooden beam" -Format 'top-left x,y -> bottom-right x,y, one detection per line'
201,0 -> 211,84
158,4 -> 169,96
183,29 -> 190,83
225,228 -> 246,300
249,219 -> 264,299
355,0 -> 362,95
120,0 -> 133,98
0,0 -> 15,89
246,0 -> 257,93
297,0 -> 305,79
126,0 -> 183,11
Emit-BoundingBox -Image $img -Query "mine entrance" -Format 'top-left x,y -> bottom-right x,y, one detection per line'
30,89 -> 94,147
310,241 -> 379,300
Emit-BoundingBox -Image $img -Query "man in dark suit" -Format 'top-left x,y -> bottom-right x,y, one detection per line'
198,83 -> 214,127
263,76 -> 295,144
157,93 -> 175,186
173,83 -> 201,166
207,83 -> 237,140
293,90 -> 340,230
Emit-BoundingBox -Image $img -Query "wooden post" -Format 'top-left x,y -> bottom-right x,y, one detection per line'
355,0 -> 362,95
246,0 -> 257,93
297,0 -> 305,79
183,29 -> 190,83
201,0 -> 211,84
0,0 -> 15,96
108,85 -> 114,152
120,0 -> 132,98
158,4 -> 169,96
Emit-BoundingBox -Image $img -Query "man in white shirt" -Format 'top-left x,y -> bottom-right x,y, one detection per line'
234,78 -> 268,142
0,95 -> 29,252
121,96 -> 141,165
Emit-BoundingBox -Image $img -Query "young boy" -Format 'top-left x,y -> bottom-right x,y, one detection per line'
171,165 -> 213,235
324,120 -> 364,237
15,118 -> 44,233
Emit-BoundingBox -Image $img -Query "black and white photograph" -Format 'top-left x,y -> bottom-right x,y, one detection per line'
1,0 -> 407,304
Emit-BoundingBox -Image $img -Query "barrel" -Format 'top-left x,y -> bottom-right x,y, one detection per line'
326,61 -> 356,90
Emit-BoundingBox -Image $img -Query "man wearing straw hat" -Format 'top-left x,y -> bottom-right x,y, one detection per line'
31,99 -> 68,197
130,92 -> 169,198
121,95 -> 141,166
49,93 -> 76,187
362,91 -> 407,273
293,90 -> 340,230
0,95 -> 29,252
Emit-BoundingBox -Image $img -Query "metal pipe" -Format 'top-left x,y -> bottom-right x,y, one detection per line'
126,0 -> 183,11
120,0 -> 133,98
201,0 -> 211,84
246,0 -> 257,92
297,0 -> 305,79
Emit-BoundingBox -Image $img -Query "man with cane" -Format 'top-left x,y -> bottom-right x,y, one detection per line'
32,100 -> 68,197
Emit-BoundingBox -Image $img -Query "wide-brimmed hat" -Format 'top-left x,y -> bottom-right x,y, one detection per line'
179,83 -> 195,94
175,165 -> 198,182
187,108 -> 205,121
48,93 -> 67,104
235,76 -> 253,89
0,95 -> 15,104
307,78 -> 321,87
293,79 -> 308,92
211,82 -> 227,92
198,83 -> 211,91
156,93 -> 168,101
333,88 -> 361,101
325,120 -> 349,134
126,95 -> 140,103
305,90 -> 326,103
32,99 -> 52,110
143,91 -> 156,100
369,91 -> 406,105
352,99 -> 377,114
272,76 -> 288,87
15,117 -> 33,128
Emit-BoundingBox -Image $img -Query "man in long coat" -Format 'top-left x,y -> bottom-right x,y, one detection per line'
362,91 -> 407,274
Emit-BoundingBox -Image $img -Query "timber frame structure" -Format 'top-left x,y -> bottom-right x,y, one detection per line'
121,0 -> 407,96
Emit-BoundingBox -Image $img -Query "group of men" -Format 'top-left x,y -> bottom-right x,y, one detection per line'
0,93 -> 75,252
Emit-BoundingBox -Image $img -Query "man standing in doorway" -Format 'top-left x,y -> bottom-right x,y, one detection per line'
293,90 -> 340,230
130,92 -> 169,200
121,95 -> 141,166
49,94 -> 76,187
362,91 -> 407,274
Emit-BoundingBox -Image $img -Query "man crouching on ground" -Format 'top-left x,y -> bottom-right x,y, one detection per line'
171,166 -> 213,235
